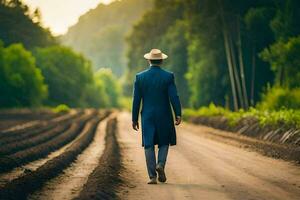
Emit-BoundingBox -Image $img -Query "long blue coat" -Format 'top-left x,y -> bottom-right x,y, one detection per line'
132,65 -> 182,148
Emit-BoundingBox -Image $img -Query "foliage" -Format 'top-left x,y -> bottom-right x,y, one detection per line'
83,77 -> 109,108
184,103 -> 228,119
183,0 -> 232,108
0,43 -> 48,107
52,104 -> 71,113
244,6 -> 276,103
125,0 -> 286,109
258,86 -> 300,110
260,36 -> 300,88
244,7 -> 275,46
185,104 -> 300,128
186,38 -> 228,108
161,20 -> 190,106
0,0 -> 55,48
270,0 -> 300,40
125,0 -> 183,95
33,46 -> 95,107
1,0 -> 300,113
119,96 -> 132,111
62,0 -> 152,76
95,69 -> 122,108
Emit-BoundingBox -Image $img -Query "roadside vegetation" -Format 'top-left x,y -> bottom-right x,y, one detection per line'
184,104 -> 300,128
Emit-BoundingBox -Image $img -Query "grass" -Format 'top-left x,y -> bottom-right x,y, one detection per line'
51,104 -> 71,113
184,103 -> 300,128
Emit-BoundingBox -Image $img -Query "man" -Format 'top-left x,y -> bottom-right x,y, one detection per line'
132,49 -> 182,184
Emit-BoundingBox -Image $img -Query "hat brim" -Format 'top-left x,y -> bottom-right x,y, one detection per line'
144,53 -> 168,60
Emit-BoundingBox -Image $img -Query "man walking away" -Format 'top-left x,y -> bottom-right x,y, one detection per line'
132,49 -> 182,184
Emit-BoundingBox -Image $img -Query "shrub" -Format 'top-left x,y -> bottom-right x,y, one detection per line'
0,43 -> 48,107
184,104 -> 300,128
258,86 -> 300,110
52,104 -> 71,113
260,36 -> 300,88
33,46 -> 94,107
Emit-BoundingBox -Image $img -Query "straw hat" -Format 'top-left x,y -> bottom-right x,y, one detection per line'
144,49 -> 168,60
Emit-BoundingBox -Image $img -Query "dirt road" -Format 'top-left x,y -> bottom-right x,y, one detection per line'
118,112 -> 300,200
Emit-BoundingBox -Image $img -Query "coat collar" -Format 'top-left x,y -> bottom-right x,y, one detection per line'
150,65 -> 161,69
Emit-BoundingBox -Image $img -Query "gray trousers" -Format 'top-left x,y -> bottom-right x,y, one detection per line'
144,145 -> 169,179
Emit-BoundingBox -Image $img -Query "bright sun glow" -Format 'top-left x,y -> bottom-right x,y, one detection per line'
23,0 -> 113,36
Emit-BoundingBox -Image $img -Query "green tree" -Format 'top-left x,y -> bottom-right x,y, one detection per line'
271,0 -> 300,40
125,0 -> 183,95
0,0 -> 55,48
33,46 -> 94,107
83,77 -> 109,108
124,0 -> 299,110
244,6 -> 276,105
0,43 -> 47,107
259,0 -> 300,88
260,36 -> 300,88
183,0 -> 231,108
183,0 -> 279,109
161,20 -> 190,107
95,69 -> 122,108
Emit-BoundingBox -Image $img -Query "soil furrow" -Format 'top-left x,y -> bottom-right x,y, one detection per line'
75,116 -> 122,200
0,110 -> 84,146
0,110 -> 86,155
0,122 -> 55,146
182,123 -> 300,163
0,110 -> 81,145
0,124 -> 70,156
0,111 -> 96,173
28,117 -> 109,200
0,133 -> 75,187
0,112 -> 106,200
0,110 -> 59,133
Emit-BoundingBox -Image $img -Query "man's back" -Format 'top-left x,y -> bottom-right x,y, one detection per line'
136,66 -> 174,114
132,64 -> 181,148
131,49 -> 182,184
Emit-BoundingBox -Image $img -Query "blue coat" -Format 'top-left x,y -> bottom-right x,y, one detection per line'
132,65 -> 182,148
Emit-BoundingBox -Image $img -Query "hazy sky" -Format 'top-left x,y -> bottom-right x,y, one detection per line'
23,0 -> 113,35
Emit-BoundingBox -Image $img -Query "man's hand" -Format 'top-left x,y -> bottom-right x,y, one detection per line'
175,116 -> 181,126
132,121 -> 139,131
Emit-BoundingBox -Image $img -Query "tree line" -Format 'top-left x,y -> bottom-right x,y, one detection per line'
125,0 -> 300,110
0,0 -> 121,108
2,0 -> 299,110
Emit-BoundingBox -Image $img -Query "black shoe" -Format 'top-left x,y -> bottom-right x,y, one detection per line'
156,165 -> 167,183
